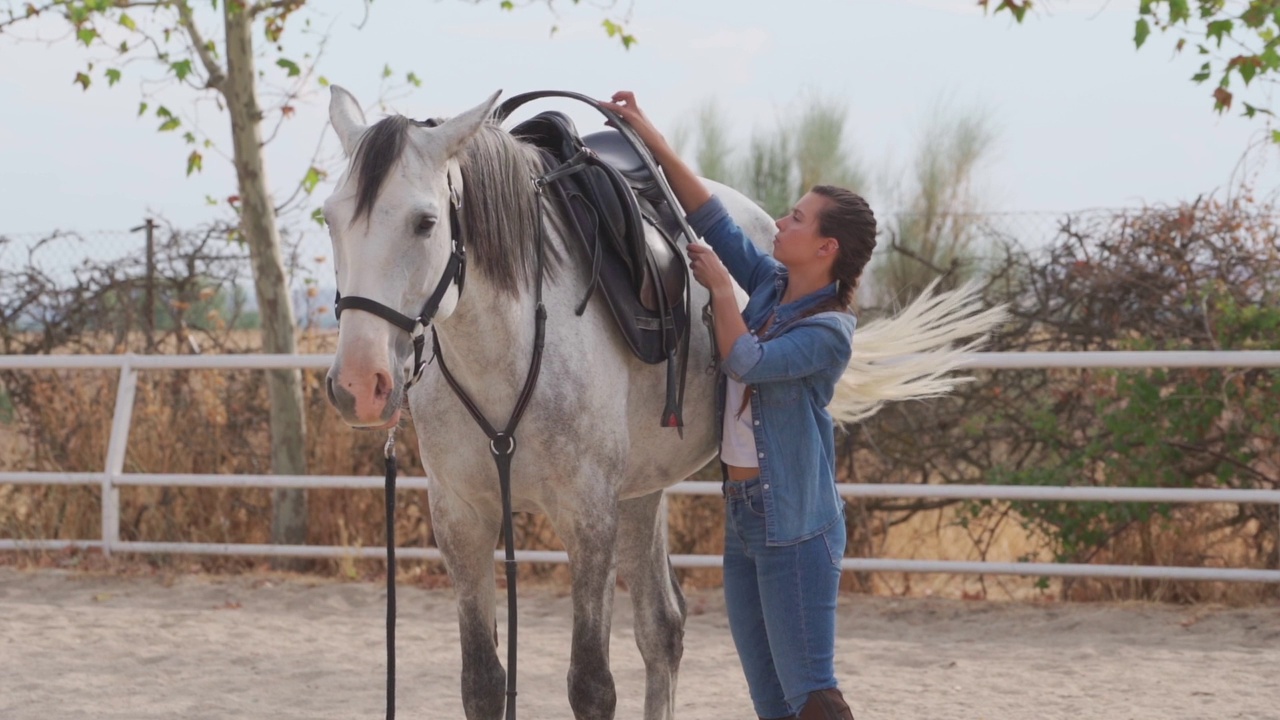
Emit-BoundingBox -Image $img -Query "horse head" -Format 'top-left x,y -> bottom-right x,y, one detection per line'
322,86 -> 501,428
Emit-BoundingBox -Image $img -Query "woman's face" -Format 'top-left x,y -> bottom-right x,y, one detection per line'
773,192 -> 837,271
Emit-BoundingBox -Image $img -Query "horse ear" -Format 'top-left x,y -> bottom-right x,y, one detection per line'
438,90 -> 503,156
329,85 -> 367,156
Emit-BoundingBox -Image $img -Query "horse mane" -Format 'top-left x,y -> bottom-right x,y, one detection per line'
350,114 -> 562,297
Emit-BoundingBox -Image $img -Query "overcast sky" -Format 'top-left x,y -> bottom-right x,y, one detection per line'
1,0 -> 1276,242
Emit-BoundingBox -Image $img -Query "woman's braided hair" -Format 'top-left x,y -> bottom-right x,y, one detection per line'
807,184 -> 877,314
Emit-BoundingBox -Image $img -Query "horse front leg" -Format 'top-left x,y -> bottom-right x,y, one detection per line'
555,489 -> 621,720
430,483 -> 506,720
617,490 -> 687,720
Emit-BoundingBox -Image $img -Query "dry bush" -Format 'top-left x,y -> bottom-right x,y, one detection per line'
851,193 -> 1280,602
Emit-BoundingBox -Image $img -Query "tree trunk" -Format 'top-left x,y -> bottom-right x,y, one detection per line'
223,4 -> 308,564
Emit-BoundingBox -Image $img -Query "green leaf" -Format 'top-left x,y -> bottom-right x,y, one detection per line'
500,0 -> 513,9
105,68 -> 121,86
1261,46 -> 1280,71
406,71 -> 421,87
155,105 -> 173,119
73,71 -> 91,90
317,75 -> 330,87
1242,3 -> 1269,28
1241,102 -> 1272,118
276,57 -> 301,77
1239,59 -> 1258,84
138,101 -> 148,117
301,166 -> 327,194
76,27 -> 97,47
1206,19 -> 1232,47
205,195 -> 218,206
158,117 -> 182,132
1168,0 -> 1190,23
186,150 -> 203,176
382,63 -> 392,79
183,131 -> 196,144
1271,129 -> 1280,144
170,59 -> 193,81
118,12 -> 136,31
1191,61 -> 1212,82
311,207 -> 327,227
602,19 -> 620,37
1135,18 -> 1151,48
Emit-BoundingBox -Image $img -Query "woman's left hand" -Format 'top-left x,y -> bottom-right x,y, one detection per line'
687,243 -> 734,296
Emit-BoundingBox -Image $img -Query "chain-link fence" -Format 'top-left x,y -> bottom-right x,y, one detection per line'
0,221 -> 337,338
7,204 -> 1277,338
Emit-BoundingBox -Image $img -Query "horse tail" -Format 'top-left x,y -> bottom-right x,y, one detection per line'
829,279 -> 1009,426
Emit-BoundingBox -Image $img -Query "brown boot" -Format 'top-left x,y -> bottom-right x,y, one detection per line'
796,687 -> 855,720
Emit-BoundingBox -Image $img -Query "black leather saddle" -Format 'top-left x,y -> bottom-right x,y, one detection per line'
497,91 -> 696,430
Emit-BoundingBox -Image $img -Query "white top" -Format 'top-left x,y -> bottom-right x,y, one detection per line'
720,374 -> 759,467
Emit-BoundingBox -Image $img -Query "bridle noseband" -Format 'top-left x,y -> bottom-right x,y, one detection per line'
333,145 -> 467,388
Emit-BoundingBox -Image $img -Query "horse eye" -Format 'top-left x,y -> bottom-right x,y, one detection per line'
415,215 -> 437,235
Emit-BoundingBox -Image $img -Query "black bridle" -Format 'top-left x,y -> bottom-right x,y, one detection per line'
333,121 -> 551,720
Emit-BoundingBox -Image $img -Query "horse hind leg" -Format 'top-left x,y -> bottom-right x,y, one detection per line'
617,490 -> 688,720
430,485 -> 506,720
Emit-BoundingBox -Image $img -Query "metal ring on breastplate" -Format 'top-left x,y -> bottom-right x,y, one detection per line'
490,434 -> 517,457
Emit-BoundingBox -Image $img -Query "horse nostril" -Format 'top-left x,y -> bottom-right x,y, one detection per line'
374,371 -> 393,401
326,375 -> 338,406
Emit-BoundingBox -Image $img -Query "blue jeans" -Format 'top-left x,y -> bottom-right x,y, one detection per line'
723,477 -> 847,718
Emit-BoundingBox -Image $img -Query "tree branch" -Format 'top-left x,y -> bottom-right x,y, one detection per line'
250,0 -> 306,18
0,1 -> 60,32
175,0 -> 225,90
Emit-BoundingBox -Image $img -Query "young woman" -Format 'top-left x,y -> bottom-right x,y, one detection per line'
602,91 -> 875,720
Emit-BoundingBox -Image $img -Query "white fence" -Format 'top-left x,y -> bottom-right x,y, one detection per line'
2,352 -> 1279,583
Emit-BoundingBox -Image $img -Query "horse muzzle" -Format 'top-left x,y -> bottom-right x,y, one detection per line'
325,362 -> 405,428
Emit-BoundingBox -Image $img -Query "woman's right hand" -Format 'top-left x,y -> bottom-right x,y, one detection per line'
601,91 -> 670,156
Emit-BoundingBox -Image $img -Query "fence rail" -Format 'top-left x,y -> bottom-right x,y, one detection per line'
3,352 -> 1280,583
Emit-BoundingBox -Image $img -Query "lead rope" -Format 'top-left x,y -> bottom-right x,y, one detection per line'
384,428 -> 398,720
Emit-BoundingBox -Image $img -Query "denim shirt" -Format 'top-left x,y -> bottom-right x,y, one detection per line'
687,196 -> 857,546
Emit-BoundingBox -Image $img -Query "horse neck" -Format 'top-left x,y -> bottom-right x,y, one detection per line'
432,271 -> 541,394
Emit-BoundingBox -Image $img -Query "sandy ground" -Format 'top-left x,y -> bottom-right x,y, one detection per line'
1,568 -> 1277,720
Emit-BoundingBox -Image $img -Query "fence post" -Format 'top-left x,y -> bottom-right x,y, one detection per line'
101,360 -> 138,556
129,219 -> 158,353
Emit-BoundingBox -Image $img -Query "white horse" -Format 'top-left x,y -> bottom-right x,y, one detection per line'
321,87 -> 1003,720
